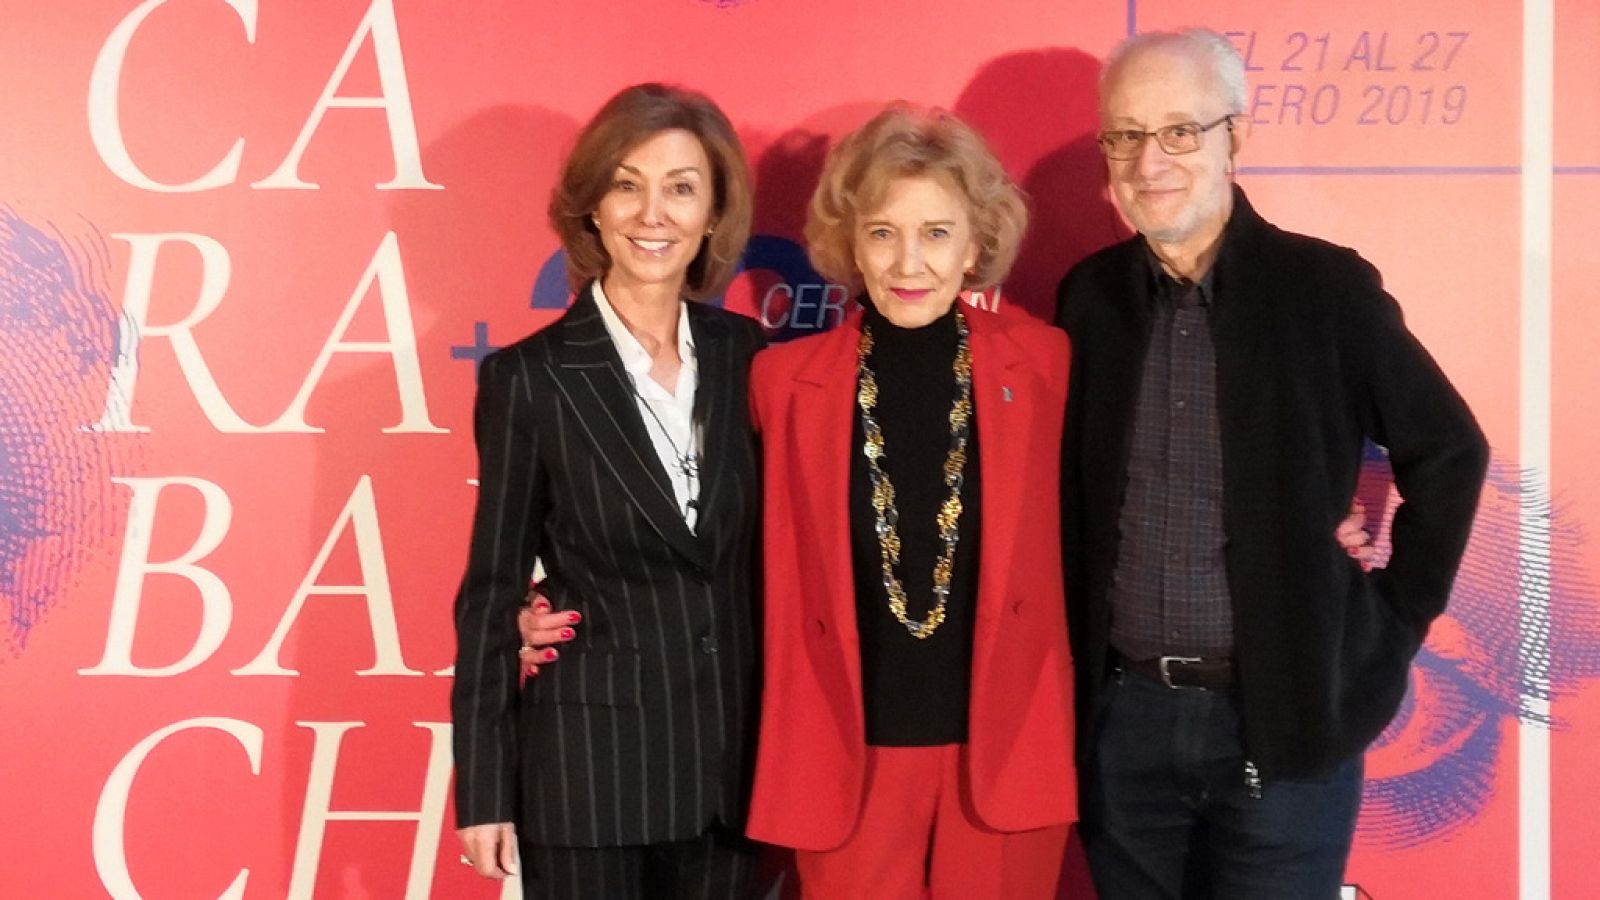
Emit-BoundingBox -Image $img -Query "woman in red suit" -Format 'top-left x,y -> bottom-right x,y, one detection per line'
745,105 -> 1078,899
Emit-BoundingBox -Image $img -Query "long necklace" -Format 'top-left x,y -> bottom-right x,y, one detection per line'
856,309 -> 973,640
625,373 -> 701,517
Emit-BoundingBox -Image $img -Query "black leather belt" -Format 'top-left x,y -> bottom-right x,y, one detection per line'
1122,655 -> 1234,691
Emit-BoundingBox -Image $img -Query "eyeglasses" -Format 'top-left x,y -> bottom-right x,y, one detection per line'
1096,115 -> 1235,160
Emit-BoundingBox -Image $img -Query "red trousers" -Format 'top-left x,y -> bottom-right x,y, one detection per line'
793,744 -> 1070,900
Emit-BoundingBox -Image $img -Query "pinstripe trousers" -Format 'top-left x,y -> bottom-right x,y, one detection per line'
519,826 -> 762,900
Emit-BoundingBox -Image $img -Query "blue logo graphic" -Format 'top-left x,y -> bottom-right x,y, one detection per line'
0,207 -> 124,660
530,234 -> 844,343
1356,450 -> 1600,846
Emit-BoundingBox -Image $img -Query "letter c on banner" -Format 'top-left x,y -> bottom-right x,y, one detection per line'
93,717 -> 263,900
88,0 -> 258,192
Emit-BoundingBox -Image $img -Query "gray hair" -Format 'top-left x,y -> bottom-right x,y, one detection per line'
1102,28 -> 1248,114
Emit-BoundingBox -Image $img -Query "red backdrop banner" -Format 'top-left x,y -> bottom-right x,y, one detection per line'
1,1 -> 1595,898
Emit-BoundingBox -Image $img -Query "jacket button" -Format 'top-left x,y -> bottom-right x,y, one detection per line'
699,634 -> 719,654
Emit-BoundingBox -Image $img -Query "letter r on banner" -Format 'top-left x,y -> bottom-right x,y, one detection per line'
95,233 -> 264,433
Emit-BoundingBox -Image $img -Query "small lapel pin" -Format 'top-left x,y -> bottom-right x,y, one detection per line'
1002,386 -> 1013,402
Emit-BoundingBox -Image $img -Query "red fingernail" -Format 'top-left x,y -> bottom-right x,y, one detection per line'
566,612 -> 582,623
543,649 -> 558,661
559,628 -> 575,639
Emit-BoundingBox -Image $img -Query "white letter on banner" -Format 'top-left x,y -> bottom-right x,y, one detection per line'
233,475 -> 422,676
88,0 -> 257,192
264,231 -> 445,433
251,0 -> 441,190
80,477 -> 234,677
93,717 -> 262,900
286,722 -> 454,900
94,233 -> 265,433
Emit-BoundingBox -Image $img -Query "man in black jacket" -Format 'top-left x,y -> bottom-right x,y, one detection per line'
1055,28 -> 1489,899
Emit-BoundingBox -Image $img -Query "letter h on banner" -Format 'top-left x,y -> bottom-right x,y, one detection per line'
288,721 -> 478,900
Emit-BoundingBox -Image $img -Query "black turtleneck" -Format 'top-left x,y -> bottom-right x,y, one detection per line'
849,298 -> 982,746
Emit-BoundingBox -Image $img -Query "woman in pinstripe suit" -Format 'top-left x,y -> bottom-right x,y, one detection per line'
451,83 -> 767,900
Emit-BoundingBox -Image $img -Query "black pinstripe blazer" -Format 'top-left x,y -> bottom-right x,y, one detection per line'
452,284 -> 765,847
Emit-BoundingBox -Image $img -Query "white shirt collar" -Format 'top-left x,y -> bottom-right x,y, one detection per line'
591,281 -> 696,381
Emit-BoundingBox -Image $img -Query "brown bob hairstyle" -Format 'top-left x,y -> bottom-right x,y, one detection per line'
805,104 -> 1028,292
549,83 -> 753,300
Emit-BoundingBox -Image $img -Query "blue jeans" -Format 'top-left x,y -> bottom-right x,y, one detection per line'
1082,668 -> 1362,900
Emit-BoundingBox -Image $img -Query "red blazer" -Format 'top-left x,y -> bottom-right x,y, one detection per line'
745,305 -> 1077,851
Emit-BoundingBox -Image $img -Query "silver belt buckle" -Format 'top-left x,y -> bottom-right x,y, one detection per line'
1158,655 -> 1204,690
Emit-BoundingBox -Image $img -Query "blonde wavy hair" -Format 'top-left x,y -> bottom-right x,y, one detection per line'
805,104 -> 1028,292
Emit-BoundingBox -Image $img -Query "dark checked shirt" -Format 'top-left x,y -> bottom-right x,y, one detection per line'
1107,248 -> 1234,661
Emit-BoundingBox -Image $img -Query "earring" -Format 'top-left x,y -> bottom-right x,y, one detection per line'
706,225 -> 715,236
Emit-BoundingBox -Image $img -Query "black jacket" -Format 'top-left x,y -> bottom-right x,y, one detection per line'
452,285 -> 764,845
1055,187 -> 1489,779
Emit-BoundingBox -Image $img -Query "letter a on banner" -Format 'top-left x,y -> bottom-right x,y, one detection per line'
252,0 -> 441,190
233,475 -> 422,676
265,231 -> 445,434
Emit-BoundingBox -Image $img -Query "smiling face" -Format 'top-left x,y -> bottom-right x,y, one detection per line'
593,128 -> 715,296
1101,44 -> 1242,258
852,175 -> 980,329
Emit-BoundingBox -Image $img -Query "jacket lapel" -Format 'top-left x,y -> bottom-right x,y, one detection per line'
1093,242 -> 1157,510
1208,185 -> 1272,332
685,302 -> 733,549
549,285 -> 709,572
967,309 -> 1035,681
790,312 -> 867,703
